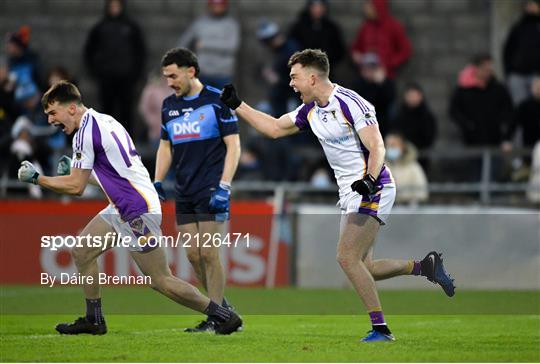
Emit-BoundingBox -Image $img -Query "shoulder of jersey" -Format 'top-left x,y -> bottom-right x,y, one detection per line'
162,93 -> 177,105
205,85 -> 222,95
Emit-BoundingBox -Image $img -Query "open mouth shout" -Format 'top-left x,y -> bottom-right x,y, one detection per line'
52,122 -> 66,132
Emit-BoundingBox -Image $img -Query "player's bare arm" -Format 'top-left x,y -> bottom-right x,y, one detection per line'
221,84 -> 299,139
154,139 -> 172,182
235,102 -> 299,139
153,139 -> 172,201
358,124 -> 385,179
25,166 -> 92,196
221,134 -> 241,183
350,124 -> 386,196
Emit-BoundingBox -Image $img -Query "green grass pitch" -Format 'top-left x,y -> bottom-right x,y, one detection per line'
1,286 -> 539,362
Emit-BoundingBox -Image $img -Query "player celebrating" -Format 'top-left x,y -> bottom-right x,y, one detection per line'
220,49 -> 455,342
153,48 -> 241,332
17,81 -> 242,335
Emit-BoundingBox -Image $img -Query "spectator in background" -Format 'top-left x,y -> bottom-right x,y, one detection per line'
450,54 -> 513,147
384,132 -> 428,204
255,21 -> 305,181
138,71 -> 172,144
0,56 -> 18,123
289,0 -> 346,76
308,158 -> 333,188
84,0 -> 146,133
350,0 -> 411,80
511,77 -> 540,148
256,21 -> 300,117
392,82 -> 437,151
235,145 -> 264,181
503,0 -> 540,106
352,52 -> 395,137
11,82 -> 65,176
6,26 -> 45,95
9,83 -> 49,198
0,57 -> 19,181
46,65 -> 76,87
527,140 -> 540,203
177,0 -> 240,89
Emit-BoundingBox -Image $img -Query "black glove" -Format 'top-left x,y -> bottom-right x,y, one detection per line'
220,84 -> 242,110
351,174 -> 381,196
153,181 -> 166,201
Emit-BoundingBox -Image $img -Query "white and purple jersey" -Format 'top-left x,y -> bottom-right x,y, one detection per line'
288,85 -> 394,199
71,108 -> 161,221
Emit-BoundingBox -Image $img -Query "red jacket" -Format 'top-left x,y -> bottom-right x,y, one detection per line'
350,0 -> 412,78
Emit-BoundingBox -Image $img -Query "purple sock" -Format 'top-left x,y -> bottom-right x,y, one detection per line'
369,310 -> 385,325
411,261 -> 421,275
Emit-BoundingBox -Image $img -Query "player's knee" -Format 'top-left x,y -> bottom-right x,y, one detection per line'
71,247 -> 92,266
200,248 -> 219,265
336,252 -> 353,271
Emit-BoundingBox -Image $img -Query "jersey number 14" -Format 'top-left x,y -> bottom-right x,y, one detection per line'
111,131 -> 138,167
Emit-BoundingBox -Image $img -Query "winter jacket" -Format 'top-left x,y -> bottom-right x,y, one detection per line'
503,13 -> 540,76
177,14 -> 240,78
386,142 -> 428,203
449,66 -> 514,146
84,13 -> 146,80
8,48 -> 45,94
352,76 -> 395,137
513,97 -> 540,147
289,9 -> 346,67
350,0 -> 412,78
392,102 -> 437,150
273,38 -> 302,90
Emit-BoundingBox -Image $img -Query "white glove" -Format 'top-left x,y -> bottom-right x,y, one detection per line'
18,160 -> 40,184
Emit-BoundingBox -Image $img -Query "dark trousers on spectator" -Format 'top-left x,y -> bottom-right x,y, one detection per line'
98,77 -> 136,133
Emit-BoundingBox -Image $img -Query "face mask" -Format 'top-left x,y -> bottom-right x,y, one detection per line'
386,147 -> 402,161
311,172 -> 331,188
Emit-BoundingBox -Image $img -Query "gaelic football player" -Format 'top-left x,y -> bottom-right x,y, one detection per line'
17,81 -> 242,335
154,48 -> 241,332
220,49 -> 455,342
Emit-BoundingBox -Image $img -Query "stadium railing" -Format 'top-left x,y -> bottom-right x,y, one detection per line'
1,147 -> 536,206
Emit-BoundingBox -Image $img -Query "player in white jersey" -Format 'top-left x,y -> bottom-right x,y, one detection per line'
219,49 -> 455,342
17,81 -> 241,335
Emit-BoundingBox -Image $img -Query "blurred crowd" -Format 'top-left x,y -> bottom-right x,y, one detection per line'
1,0 -> 539,204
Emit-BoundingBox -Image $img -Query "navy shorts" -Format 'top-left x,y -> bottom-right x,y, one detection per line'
175,195 -> 220,225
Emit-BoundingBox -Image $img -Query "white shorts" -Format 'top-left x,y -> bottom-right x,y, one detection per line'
338,183 -> 396,225
98,204 -> 162,252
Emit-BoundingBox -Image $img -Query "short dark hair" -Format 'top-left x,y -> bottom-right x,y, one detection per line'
41,81 -> 82,109
472,53 -> 492,66
288,49 -> 330,77
161,47 -> 200,76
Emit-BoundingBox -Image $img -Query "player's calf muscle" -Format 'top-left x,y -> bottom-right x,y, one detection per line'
200,246 -> 220,263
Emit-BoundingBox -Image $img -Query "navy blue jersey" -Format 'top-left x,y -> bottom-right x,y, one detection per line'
161,85 -> 239,200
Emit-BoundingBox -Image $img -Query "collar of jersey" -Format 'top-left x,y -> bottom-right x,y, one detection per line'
315,83 -> 339,110
182,92 -> 200,101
